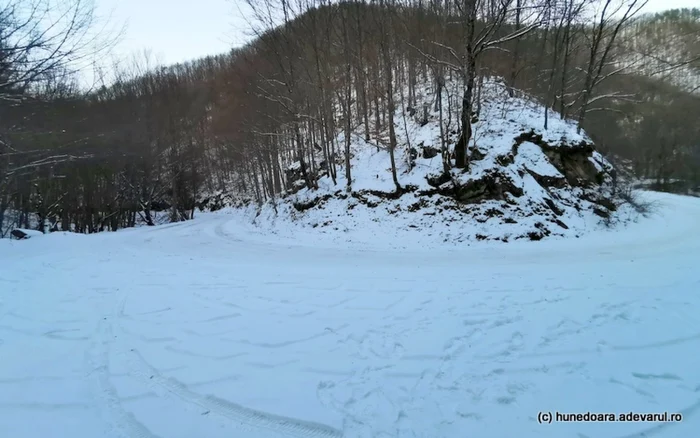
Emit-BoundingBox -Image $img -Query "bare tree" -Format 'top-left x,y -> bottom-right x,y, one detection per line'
0,0 -> 117,100
375,0 -> 402,192
575,0 -> 648,133
410,0 -> 542,168
0,0 -> 118,232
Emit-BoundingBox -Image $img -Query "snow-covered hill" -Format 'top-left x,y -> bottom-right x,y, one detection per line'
620,10 -> 700,94
213,78 -> 637,247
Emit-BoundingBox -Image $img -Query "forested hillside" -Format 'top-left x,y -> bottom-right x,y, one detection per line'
621,8 -> 700,94
1,0 -> 698,236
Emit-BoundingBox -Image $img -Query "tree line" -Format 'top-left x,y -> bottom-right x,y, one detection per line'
1,0 -> 698,236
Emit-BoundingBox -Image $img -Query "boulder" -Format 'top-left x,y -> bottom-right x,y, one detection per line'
11,229 -> 29,240
422,145 -> 440,159
11,229 -> 43,240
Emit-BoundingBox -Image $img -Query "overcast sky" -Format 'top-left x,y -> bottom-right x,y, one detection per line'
95,0 -> 698,69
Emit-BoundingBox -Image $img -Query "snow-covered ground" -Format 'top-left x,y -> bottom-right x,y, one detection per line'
1,191 -> 699,438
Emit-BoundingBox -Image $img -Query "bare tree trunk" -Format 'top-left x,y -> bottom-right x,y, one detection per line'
373,90 -> 381,144
559,4 -> 575,119
294,123 -> 314,189
379,1 -> 401,192
354,0 -> 371,142
436,74 -> 450,173
455,56 -> 476,169
454,0 -> 478,169
342,11 -> 353,192
0,194 -> 7,237
508,0 -> 523,97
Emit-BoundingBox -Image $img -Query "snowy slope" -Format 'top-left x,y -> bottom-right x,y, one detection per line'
232,78 -> 634,245
1,190 -> 699,438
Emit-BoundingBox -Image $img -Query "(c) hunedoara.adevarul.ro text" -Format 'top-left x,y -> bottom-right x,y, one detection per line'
537,411 -> 683,424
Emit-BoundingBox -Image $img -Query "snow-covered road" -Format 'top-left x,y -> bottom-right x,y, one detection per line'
1,191 -> 699,438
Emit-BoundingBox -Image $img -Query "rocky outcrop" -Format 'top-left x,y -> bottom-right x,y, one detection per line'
451,171 -> 524,203
513,130 -> 605,187
232,78 -> 633,245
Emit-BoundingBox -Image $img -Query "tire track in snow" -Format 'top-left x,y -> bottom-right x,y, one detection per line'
84,316 -> 162,438
213,221 -> 244,242
112,278 -> 342,436
520,331 -> 700,358
143,219 -> 201,234
126,348 -> 344,438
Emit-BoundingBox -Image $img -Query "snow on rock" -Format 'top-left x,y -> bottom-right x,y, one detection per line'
219,77 -> 636,246
515,142 -> 564,179
10,229 -> 44,239
198,190 -> 255,212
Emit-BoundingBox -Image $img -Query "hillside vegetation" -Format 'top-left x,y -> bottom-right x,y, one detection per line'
218,76 -> 636,245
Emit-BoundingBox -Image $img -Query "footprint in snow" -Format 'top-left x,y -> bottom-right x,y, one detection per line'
510,331 -> 525,348
490,315 -> 523,328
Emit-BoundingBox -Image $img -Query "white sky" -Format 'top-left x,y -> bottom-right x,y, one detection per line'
94,0 -> 252,67
95,0 -> 697,70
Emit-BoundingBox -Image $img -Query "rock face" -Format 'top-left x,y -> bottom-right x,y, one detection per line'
514,130 -> 604,187
423,130 -> 610,207
423,169 -> 525,203
197,192 -> 253,212
420,144 -> 441,159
